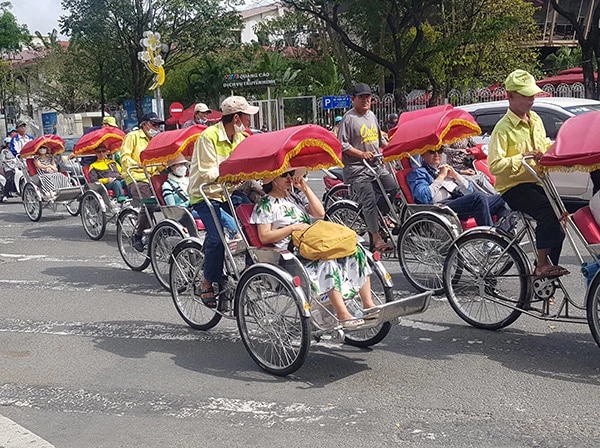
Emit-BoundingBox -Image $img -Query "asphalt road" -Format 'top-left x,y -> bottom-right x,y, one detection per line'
1,181 -> 600,447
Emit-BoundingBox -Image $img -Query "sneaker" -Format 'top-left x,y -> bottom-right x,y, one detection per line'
132,234 -> 145,252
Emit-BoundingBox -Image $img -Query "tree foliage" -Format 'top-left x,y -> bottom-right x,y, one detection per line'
0,2 -> 30,53
59,0 -> 243,114
548,0 -> 600,99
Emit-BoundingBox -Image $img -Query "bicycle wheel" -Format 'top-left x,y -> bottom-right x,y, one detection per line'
323,183 -> 350,209
443,232 -> 528,330
150,221 -> 185,291
80,191 -> 107,240
235,264 -> 310,376
398,212 -> 456,294
325,200 -> 368,236
585,271 -> 600,349
344,259 -> 393,348
116,208 -> 150,271
23,183 -> 42,222
169,238 -> 221,330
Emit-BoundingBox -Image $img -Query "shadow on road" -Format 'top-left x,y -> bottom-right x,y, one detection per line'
43,265 -> 163,297
90,319 -> 371,385
381,315 -> 600,386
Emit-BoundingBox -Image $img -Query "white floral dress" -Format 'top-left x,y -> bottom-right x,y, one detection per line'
250,193 -> 371,299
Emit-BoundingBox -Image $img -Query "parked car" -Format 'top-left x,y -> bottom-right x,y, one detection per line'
459,97 -> 600,203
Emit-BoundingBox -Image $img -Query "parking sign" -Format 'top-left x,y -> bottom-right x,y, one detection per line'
322,95 -> 351,110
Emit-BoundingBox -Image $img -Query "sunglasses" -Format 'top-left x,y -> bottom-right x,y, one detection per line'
280,170 -> 295,178
427,149 -> 444,155
96,149 -> 109,154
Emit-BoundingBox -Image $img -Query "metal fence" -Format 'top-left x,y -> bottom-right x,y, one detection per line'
313,83 -> 587,128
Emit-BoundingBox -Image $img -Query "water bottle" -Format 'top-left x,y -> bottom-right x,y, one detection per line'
581,260 -> 600,285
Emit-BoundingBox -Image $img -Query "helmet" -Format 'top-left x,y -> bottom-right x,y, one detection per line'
335,116 -> 342,123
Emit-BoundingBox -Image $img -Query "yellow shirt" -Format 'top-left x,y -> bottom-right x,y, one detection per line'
120,129 -> 158,184
188,122 -> 246,203
487,109 -> 551,194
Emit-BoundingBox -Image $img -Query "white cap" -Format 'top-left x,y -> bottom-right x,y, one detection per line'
167,153 -> 188,167
221,96 -> 259,116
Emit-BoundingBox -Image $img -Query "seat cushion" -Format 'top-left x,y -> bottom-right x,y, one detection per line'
395,168 -> 415,204
150,173 -> 169,206
25,158 -> 38,176
236,203 -> 266,248
573,206 -> 600,245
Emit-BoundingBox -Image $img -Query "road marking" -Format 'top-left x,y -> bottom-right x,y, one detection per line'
0,384 -> 363,427
0,318 -> 240,343
0,414 -> 54,448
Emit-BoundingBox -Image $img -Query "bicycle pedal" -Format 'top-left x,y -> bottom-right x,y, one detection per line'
216,297 -> 230,312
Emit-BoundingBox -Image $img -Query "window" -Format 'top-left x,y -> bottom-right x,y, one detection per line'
473,112 -> 505,135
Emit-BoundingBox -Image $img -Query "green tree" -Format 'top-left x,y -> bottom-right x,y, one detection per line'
281,0 -> 440,109
543,46 -> 583,75
28,38 -> 98,114
0,2 -> 31,125
548,0 -> 600,99
60,0 -> 242,115
416,0 -> 539,101
0,2 -> 30,52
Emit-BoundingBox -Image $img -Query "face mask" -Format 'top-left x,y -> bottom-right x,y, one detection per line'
147,128 -> 160,137
172,165 -> 187,177
38,148 -> 47,155
234,123 -> 246,134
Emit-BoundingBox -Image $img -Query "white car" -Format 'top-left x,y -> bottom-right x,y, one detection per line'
459,97 -> 600,203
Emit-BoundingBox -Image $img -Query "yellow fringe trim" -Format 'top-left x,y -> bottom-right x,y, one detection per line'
21,137 -> 65,157
141,133 -> 201,166
540,161 -> 600,174
218,138 -> 344,183
73,132 -> 124,155
384,118 -> 481,163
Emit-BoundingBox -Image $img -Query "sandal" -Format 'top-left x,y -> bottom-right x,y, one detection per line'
374,242 -> 394,253
341,318 -> 365,329
362,307 -> 381,319
533,265 -> 570,280
199,287 -> 217,308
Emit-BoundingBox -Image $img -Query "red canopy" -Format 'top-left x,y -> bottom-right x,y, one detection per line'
140,124 -> 207,166
383,105 -> 481,162
219,124 -> 342,182
540,110 -> 600,172
20,135 -> 65,158
73,127 -> 126,156
537,67 -> 598,87
165,104 -> 223,126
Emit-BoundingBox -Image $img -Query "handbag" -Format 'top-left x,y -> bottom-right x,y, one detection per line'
291,220 -> 358,261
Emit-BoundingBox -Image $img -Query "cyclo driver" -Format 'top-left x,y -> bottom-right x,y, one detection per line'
337,83 -> 397,252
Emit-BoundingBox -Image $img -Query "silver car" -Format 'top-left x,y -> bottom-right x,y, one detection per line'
459,97 -> 600,202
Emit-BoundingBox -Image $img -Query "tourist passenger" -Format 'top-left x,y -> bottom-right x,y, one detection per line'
251,167 -> 377,328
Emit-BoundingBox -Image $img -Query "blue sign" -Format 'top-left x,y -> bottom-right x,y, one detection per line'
322,95 -> 351,110
123,96 -> 155,131
41,112 -> 58,134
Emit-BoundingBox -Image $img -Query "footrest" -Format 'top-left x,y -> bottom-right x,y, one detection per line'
366,291 -> 432,326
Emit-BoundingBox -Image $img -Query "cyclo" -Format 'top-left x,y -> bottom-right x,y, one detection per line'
74,127 -> 129,240
325,105 -> 486,294
441,110 -> 600,348
168,125 -> 432,376
116,125 -> 207,291
19,135 -> 83,221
